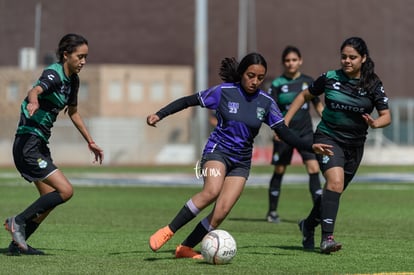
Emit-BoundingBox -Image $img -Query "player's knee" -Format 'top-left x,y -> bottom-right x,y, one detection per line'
274,165 -> 285,174
202,187 -> 220,201
305,160 -> 320,174
216,204 -> 232,218
60,186 -> 74,201
326,180 -> 343,193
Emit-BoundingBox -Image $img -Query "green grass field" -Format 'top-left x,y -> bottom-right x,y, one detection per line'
0,165 -> 414,274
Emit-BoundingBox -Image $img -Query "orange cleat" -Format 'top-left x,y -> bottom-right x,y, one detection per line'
175,244 -> 203,259
149,225 -> 174,252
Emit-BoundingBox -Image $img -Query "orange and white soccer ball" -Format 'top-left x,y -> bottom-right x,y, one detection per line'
201,229 -> 237,265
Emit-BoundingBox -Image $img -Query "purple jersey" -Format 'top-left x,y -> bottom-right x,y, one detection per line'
198,83 -> 284,162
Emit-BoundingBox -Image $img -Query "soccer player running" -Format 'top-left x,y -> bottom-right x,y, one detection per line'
284,37 -> 391,254
266,46 -> 323,223
146,52 -> 333,259
4,33 -> 104,255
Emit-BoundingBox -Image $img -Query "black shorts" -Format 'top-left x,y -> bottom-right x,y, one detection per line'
271,133 -> 316,165
13,134 -> 57,182
200,151 -> 250,179
314,131 -> 364,186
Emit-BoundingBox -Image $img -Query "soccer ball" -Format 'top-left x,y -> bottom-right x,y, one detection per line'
201,229 -> 237,265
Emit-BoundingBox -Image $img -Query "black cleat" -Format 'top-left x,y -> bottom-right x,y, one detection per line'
7,241 -> 45,256
320,235 -> 342,254
298,219 -> 315,250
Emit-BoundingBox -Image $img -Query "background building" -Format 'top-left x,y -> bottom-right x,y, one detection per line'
0,0 -> 413,165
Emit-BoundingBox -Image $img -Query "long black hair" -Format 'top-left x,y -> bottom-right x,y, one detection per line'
219,52 -> 267,83
56,33 -> 88,63
341,37 -> 380,92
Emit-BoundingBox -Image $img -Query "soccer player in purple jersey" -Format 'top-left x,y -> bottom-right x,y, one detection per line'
146,53 -> 333,259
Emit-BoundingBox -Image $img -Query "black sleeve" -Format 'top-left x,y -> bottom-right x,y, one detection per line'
308,73 -> 327,97
272,122 -> 313,152
155,94 -> 200,120
37,69 -> 60,95
372,81 -> 389,111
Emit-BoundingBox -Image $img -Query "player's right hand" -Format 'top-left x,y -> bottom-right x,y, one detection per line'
146,114 -> 160,127
312,143 -> 334,156
27,101 -> 40,117
273,133 -> 281,142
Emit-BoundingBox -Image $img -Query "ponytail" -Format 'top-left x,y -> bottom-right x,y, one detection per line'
360,56 -> 380,91
219,57 -> 240,83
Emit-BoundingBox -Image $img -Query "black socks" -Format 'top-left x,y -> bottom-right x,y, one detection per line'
169,205 -> 197,233
182,221 -> 209,248
268,172 -> 283,212
309,172 -> 322,203
16,191 -> 64,223
25,220 -> 40,240
321,189 -> 341,238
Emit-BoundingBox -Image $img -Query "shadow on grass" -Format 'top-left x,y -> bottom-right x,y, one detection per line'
0,246 -> 59,256
228,217 -> 299,224
109,249 -> 178,261
106,243 -> 321,260
237,244 -> 320,255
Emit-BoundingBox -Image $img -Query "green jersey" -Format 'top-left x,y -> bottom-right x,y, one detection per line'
309,69 -> 389,146
269,73 -> 319,135
16,63 -> 79,142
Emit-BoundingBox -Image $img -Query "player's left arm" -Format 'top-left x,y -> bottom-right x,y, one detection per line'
362,109 -> 391,129
67,105 -> 104,164
362,83 -> 391,129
